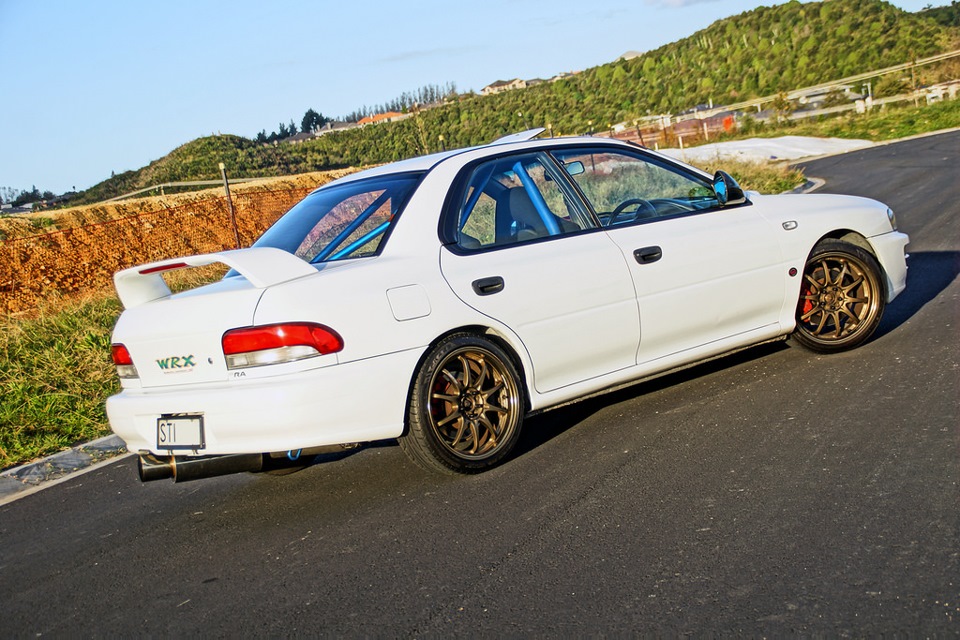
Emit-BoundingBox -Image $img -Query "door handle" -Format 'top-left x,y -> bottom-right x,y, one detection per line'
472,276 -> 505,296
634,246 -> 662,264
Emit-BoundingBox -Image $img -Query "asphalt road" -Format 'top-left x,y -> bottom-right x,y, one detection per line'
2,132 -> 957,637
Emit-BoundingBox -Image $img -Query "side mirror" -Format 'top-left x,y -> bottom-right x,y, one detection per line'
564,160 -> 585,176
713,170 -> 747,206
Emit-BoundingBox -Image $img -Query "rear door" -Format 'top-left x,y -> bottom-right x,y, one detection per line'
439,151 -> 640,393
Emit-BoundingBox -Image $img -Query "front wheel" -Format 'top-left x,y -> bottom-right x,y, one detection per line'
791,240 -> 886,353
400,334 -> 524,474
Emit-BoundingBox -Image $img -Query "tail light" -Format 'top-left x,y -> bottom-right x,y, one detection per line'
222,322 -> 343,369
111,344 -> 139,379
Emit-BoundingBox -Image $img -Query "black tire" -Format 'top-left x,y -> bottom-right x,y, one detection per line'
791,239 -> 886,353
399,333 -> 524,474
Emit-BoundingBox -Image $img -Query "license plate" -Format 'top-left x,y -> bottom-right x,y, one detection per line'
157,414 -> 205,450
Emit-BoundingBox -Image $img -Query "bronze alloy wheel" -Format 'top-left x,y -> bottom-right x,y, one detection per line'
400,334 -> 524,474
427,346 -> 520,459
793,240 -> 886,353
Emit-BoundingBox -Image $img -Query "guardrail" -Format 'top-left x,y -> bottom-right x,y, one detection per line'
103,177 -> 267,203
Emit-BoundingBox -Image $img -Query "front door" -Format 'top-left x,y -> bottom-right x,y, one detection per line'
553,147 -> 785,365
439,151 -> 640,393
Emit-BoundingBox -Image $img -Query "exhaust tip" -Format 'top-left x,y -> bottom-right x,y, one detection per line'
138,454 -> 174,482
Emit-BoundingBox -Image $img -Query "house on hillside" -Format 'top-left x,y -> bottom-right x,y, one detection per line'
481,79 -> 527,95
0,202 -> 35,215
549,71 -> 580,83
357,111 -> 411,126
315,121 -> 358,136
286,132 -> 317,144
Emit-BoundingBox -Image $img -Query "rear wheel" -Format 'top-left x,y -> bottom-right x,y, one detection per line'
792,240 -> 886,353
400,334 -> 524,474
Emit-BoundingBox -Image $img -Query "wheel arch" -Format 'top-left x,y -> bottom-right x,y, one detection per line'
401,324 -> 533,436
810,229 -> 877,260
806,230 -> 890,298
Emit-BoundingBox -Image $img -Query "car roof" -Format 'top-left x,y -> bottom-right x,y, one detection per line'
319,132 -> 646,189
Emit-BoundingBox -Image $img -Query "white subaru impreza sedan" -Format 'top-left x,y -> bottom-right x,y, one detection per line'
107,130 -> 908,481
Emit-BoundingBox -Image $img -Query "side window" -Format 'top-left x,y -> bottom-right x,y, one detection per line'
456,152 -> 593,250
553,149 -> 718,226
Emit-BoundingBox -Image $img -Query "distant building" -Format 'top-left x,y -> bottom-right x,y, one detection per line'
315,121 -> 359,136
0,202 -> 34,214
286,132 -> 317,144
549,71 -> 577,82
480,72 -> 580,96
481,79 -> 527,96
357,111 -> 411,126
618,51 -> 643,61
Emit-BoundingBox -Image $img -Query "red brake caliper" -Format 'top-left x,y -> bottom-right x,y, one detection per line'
800,279 -> 814,316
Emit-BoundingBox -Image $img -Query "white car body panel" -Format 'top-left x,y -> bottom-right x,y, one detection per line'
106,134 -> 909,465
113,282 -> 265,389
603,204 -> 786,364
439,232 -> 640,393
106,348 -> 421,454
747,193 -> 909,330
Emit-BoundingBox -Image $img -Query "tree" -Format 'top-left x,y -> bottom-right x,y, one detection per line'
0,186 -> 18,204
301,108 -> 327,134
12,185 -> 43,206
770,92 -> 794,121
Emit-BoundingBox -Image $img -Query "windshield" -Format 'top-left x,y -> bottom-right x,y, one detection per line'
252,172 -> 422,262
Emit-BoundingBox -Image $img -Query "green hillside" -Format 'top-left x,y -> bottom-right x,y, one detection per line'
72,0 -> 959,205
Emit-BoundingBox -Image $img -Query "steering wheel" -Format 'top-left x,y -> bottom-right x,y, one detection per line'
607,198 -> 657,226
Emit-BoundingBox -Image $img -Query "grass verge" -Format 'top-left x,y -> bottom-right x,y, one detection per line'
726,96 -> 960,142
1,295 -> 122,470
697,159 -> 805,194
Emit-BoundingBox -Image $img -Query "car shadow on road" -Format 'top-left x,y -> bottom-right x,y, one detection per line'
513,341 -> 788,460
873,250 -> 960,340
292,341 -> 790,476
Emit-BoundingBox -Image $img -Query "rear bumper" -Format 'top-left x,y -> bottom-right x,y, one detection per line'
869,230 -> 909,302
106,349 -> 423,456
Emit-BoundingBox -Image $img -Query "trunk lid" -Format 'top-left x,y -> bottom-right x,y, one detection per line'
112,248 -> 317,388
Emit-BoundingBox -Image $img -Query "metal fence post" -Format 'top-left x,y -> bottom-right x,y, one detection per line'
219,162 -> 241,249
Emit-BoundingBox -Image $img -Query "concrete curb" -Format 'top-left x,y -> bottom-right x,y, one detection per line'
786,177 -> 826,194
0,434 -> 130,504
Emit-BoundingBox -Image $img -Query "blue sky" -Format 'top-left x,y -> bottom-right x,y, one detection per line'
0,0 -> 941,195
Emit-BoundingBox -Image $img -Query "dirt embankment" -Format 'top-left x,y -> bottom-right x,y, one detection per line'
0,170 -> 355,314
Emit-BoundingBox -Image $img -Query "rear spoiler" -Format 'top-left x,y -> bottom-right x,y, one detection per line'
114,248 -> 317,308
